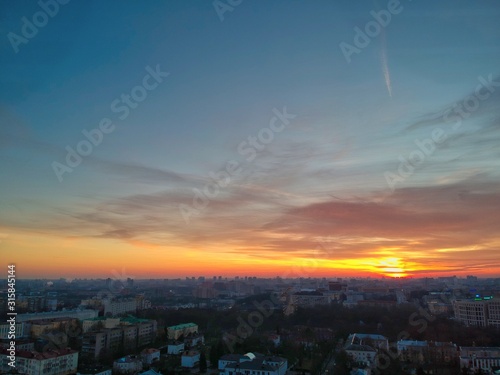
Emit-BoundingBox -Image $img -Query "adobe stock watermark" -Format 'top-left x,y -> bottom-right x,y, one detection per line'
224,293 -> 281,353
179,106 -> 296,224
51,64 -> 169,182
339,0 -> 405,63
213,0 -> 243,22
41,268 -> 135,353
7,0 -> 71,54
384,73 -> 499,192
373,290 -> 455,373
224,239 -> 335,352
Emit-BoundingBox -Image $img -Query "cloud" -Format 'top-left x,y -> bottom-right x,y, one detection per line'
404,76 -> 500,133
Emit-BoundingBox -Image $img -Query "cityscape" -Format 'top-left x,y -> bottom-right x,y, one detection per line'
2,1 -> 500,375
1,276 -> 500,374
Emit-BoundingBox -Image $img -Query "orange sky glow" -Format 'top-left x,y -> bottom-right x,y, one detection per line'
3,225 -> 499,280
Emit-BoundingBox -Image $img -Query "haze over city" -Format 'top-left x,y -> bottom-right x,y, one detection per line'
1,0 -> 500,280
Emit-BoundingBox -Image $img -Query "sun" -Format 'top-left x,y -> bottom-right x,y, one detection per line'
376,257 -> 409,278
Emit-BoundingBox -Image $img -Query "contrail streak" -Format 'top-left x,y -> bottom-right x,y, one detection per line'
380,30 -> 392,97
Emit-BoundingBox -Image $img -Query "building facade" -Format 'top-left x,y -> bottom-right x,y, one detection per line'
167,341 -> 185,355
181,350 -> 200,368
219,353 -> 287,375
0,347 -> 78,375
141,348 -> 160,365
103,298 -> 137,316
345,344 -> 377,367
167,323 -> 198,340
0,321 -> 25,339
17,309 -> 98,323
346,333 -> 389,351
453,298 -> 500,327
113,355 -> 143,374
459,347 -> 500,372
81,318 -> 157,359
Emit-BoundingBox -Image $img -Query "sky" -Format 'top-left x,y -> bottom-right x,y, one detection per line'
1,0 -> 500,280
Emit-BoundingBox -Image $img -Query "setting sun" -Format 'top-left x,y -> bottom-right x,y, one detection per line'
372,257 -> 409,278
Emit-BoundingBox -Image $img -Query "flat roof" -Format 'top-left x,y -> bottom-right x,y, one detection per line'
168,323 -> 197,330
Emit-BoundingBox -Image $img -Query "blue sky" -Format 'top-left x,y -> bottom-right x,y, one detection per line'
1,0 -> 500,278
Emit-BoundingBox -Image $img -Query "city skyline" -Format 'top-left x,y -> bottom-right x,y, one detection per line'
1,1 -> 500,280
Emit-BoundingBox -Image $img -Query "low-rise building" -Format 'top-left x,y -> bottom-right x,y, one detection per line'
167,323 -> 198,340
0,347 -> 78,375
0,321 -> 25,339
181,350 -> 200,368
17,309 -> 98,322
459,346 -> 500,373
345,344 -> 377,367
29,317 -> 77,338
397,340 -> 428,364
167,341 -> 185,355
184,332 -> 204,347
141,348 -> 160,365
346,333 -> 389,351
0,338 -> 35,351
82,317 -> 120,333
113,355 -> 143,374
291,291 -> 329,308
139,370 -> 163,375
427,341 -> 458,364
219,352 -> 287,375
76,364 -> 112,375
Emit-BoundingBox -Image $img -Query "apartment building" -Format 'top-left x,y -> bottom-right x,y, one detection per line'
291,291 -> 329,308
0,321 -> 25,339
103,298 -> 137,316
453,298 -> 500,327
167,323 -> 198,340
29,318 -> 77,338
344,344 -> 377,366
81,317 -> 157,359
0,347 -> 78,375
17,309 -> 98,323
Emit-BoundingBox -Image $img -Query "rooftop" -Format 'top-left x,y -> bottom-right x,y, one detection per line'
348,333 -> 388,341
397,340 -> 428,347
345,344 -> 377,352
0,347 -> 77,360
168,322 -> 197,330
141,348 -> 160,354
115,355 -> 141,363
84,314 -> 149,324
220,353 -> 287,371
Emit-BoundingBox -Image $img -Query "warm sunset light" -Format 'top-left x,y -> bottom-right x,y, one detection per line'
1,1 -> 500,282
376,258 -> 408,278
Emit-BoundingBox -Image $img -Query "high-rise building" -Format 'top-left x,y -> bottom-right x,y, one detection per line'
81,316 -> 157,359
453,298 -> 500,327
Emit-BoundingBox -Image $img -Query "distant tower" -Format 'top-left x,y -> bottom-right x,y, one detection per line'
127,278 -> 134,288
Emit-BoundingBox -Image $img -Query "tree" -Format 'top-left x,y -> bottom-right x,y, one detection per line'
200,351 -> 208,373
332,350 -> 350,375
210,340 -> 225,368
